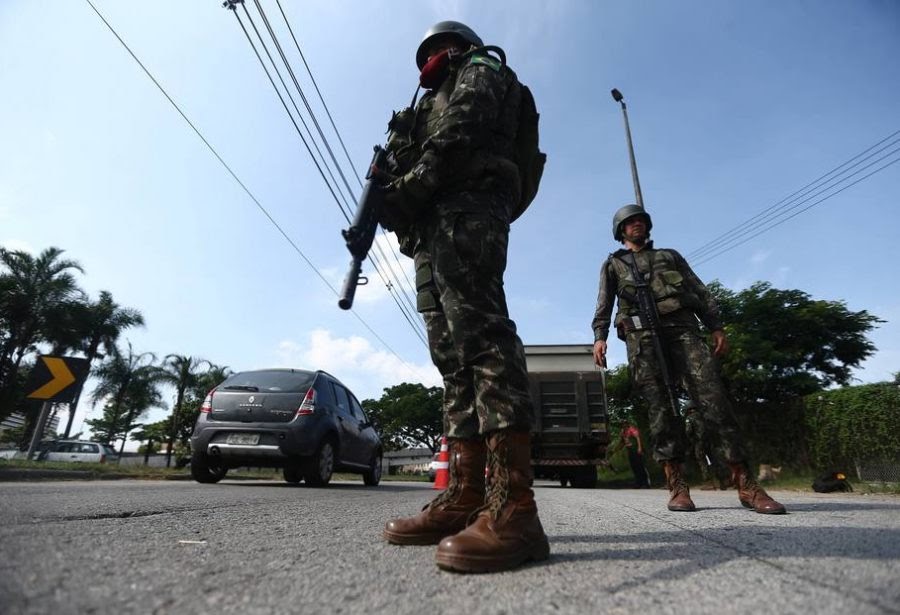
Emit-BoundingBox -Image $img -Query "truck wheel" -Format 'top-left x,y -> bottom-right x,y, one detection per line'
572,467 -> 598,489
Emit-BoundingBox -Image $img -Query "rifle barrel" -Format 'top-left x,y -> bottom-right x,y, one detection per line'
338,258 -> 363,310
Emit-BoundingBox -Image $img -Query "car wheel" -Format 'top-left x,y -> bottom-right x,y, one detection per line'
363,453 -> 382,486
304,439 -> 335,487
283,464 -> 304,484
190,452 -> 228,484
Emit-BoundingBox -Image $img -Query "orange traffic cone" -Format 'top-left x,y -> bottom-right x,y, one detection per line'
432,436 -> 450,490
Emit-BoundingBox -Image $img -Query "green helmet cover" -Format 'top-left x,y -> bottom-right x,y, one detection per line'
416,21 -> 483,69
613,204 -> 653,241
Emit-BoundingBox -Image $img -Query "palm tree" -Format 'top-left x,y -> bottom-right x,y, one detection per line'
160,355 -> 210,467
60,291 -> 144,437
89,342 -> 164,455
191,363 -> 233,400
0,247 -> 84,419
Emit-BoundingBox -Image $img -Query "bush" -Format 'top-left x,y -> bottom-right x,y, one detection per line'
805,383 -> 900,470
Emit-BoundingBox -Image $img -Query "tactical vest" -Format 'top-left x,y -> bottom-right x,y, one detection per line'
385,53 -> 522,213
608,248 -> 703,330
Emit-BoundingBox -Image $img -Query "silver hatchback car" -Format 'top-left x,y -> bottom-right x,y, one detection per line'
39,440 -> 119,463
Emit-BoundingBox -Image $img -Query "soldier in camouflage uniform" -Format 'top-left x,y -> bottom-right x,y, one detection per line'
592,204 -> 785,514
379,21 -> 549,572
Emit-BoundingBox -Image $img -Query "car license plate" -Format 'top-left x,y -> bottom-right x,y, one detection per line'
226,433 -> 259,446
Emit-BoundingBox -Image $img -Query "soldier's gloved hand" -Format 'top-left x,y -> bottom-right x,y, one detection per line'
378,166 -> 434,231
378,182 -> 416,232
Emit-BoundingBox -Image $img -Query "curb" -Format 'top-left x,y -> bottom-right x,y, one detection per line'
0,468 -> 194,482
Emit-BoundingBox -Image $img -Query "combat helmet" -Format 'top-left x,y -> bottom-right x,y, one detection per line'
613,204 -> 653,241
416,21 -> 483,69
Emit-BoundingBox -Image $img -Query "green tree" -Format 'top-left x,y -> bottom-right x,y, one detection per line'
131,420 -> 170,456
709,281 -> 882,403
59,291 -> 145,437
0,247 -> 84,418
159,355 -> 210,466
362,383 -> 443,453
88,342 -> 164,453
173,363 -> 232,454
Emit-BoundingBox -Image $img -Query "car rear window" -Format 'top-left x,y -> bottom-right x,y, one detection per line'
220,370 -> 315,393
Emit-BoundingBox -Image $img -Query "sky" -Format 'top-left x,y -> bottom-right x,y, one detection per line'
1,1 -> 898,445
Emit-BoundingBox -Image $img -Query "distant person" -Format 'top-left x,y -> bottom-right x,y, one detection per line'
378,21 -> 549,572
591,205 -> 785,514
608,421 -> 651,488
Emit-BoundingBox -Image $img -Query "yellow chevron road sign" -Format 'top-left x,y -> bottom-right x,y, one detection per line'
25,356 -> 90,403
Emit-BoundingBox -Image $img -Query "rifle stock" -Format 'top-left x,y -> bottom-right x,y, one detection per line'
338,146 -> 388,310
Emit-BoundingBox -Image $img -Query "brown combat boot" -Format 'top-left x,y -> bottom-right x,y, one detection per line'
435,430 -> 550,573
729,463 -> 786,514
663,461 -> 696,512
383,438 -> 486,545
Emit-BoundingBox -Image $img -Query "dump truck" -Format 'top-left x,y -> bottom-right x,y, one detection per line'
525,344 -> 611,488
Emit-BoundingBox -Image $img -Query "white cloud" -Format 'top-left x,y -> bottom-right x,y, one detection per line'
750,250 -> 770,264
1,238 -> 35,253
275,328 -> 440,400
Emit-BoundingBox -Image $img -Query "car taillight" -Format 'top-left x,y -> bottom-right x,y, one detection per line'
297,388 -> 316,416
200,389 -> 215,413
99,453 -> 106,463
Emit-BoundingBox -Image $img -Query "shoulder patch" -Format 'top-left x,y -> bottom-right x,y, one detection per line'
469,54 -> 501,72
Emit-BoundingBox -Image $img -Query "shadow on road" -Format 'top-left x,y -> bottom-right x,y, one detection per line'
547,525 -> 900,604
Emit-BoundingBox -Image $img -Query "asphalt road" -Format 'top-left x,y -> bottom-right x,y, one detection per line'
1,479 -> 898,615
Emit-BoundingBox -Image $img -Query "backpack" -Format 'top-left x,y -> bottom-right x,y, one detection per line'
812,471 -> 853,493
510,82 -> 546,222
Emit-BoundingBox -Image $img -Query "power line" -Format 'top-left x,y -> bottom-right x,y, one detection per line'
692,153 -> 900,267
83,0 -> 427,373
230,5 -> 355,222
230,2 -> 431,344
273,0 -> 362,188
262,0 -> 422,324
687,130 -> 900,263
254,0 -> 359,202
228,0 -> 424,339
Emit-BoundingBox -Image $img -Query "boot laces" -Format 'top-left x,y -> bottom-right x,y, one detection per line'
427,451 -> 462,510
740,474 -> 763,501
470,434 -> 510,521
669,474 -> 690,495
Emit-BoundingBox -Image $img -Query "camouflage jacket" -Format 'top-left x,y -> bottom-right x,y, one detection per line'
386,50 -> 522,221
592,241 -> 724,341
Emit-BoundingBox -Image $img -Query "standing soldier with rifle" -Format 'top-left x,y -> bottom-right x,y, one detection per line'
591,90 -> 785,514
371,21 -> 549,572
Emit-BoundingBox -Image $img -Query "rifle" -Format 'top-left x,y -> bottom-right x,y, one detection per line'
338,145 -> 389,310
624,252 -> 681,418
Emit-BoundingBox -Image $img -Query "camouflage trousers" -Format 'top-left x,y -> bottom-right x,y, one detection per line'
412,211 -> 533,439
626,326 -> 747,464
